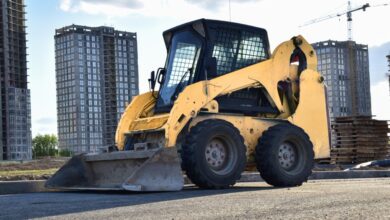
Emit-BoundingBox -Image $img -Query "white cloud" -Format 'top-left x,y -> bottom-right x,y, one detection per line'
81,0 -> 143,8
184,0 -> 262,11
60,0 -> 72,11
58,0 -> 265,19
371,80 -> 390,120
59,0 -> 143,17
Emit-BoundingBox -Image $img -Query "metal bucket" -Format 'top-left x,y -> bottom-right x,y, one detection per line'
45,147 -> 184,191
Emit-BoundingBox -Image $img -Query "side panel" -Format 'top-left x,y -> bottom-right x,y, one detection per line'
288,69 -> 330,158
115,92 -> 157,150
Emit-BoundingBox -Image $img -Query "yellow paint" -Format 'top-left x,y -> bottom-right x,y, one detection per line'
115,92 -> 157,150
287,69 -> 330,158
130,114 -> 169,132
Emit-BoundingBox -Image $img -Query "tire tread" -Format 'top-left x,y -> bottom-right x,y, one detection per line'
255,123 -> 314,187
181,119 -> 246,189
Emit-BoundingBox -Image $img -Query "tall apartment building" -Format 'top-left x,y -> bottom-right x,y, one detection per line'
0,0 -> 32,160
55,25 -> 139,154
312,40 -> 371,120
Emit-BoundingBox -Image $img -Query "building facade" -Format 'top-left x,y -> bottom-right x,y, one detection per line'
387,54 -> 390,95
0,0 -> 32,160
55,25 -> 139,154
312,40 -> 371,120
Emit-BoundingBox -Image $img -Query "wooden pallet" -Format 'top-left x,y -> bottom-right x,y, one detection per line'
329,116 -> 390,164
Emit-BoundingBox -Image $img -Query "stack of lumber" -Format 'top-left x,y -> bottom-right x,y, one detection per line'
330,116 -> 390,164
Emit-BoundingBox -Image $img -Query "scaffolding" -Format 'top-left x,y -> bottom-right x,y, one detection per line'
387,54 -> 390,95
0,0 -> 31,160
102,33 -> 117,148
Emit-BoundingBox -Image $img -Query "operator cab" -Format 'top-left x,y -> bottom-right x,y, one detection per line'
152,19 -> 276,115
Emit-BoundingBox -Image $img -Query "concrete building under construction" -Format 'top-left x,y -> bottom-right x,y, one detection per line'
312,40 -> 371,120
0,0 -> 32,160
55,25 -> 139,154
387,54 -> 390,95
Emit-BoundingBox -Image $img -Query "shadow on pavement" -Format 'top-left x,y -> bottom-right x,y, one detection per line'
0,184 -> 275,219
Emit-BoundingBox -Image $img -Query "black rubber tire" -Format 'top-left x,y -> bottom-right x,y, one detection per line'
181,119 -> 246,189
255,123 -> 314,187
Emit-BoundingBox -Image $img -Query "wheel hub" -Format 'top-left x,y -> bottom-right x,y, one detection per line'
278,142 -> 296,170
205,139 -> 226,170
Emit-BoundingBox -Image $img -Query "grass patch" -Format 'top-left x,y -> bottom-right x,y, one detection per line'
0,168 -> 58,177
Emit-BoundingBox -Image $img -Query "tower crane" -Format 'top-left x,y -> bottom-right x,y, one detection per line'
300,1 -> 388,41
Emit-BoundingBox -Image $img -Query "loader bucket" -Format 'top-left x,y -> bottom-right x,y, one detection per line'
45,147 -> 184,191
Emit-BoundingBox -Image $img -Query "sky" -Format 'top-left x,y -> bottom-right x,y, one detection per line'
25,0 -> 390,136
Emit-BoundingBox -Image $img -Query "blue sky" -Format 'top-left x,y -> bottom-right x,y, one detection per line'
26,0 -> 390,136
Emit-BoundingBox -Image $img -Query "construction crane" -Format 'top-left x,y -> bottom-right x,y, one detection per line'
300,1 -> 388,41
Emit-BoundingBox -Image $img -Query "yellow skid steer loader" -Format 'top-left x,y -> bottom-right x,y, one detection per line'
46,19 -> 330,191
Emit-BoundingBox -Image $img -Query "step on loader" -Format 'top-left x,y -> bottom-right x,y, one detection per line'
46,19 -> 330,191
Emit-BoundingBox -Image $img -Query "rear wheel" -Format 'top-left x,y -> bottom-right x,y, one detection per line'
255,123 -> 314,187
181,119 -> 246,189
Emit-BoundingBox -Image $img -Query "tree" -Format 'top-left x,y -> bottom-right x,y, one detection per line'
32,134 -> 58,157
58,149 -> 72,157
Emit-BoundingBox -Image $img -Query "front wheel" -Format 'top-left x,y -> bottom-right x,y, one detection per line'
255,123 -> 314,187
181,119 -> 247,189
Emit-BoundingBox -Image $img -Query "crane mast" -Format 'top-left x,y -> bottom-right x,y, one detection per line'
346,1 -> 370,40
301,1 -> 374,41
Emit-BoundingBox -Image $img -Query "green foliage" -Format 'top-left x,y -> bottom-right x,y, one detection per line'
58,149 -> 72,157
32,134 -> 58,157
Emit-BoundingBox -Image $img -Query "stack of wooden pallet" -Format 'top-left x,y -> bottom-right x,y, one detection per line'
330,116 -> 390,164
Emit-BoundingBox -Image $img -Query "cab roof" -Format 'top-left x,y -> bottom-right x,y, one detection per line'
162,19 -> 269,49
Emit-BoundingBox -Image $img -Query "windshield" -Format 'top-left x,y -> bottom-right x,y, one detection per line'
156,31 -> 202,109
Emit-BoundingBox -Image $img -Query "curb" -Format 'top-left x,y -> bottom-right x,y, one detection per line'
309,170 -> 390,180
0,180 -> 47,195
1,170 -> 390,195
239,170 -> 390,182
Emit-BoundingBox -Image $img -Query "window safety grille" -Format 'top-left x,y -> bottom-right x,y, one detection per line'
168,42 -> 199,87
212,28 -> 267,76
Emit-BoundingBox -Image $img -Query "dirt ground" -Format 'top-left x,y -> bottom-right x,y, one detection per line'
0,157 -> 68,181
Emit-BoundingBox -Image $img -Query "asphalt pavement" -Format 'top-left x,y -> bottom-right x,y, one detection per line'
1,178 -> 390,219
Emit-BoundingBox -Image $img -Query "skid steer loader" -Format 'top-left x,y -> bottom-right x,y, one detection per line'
46,19 -> 330,191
